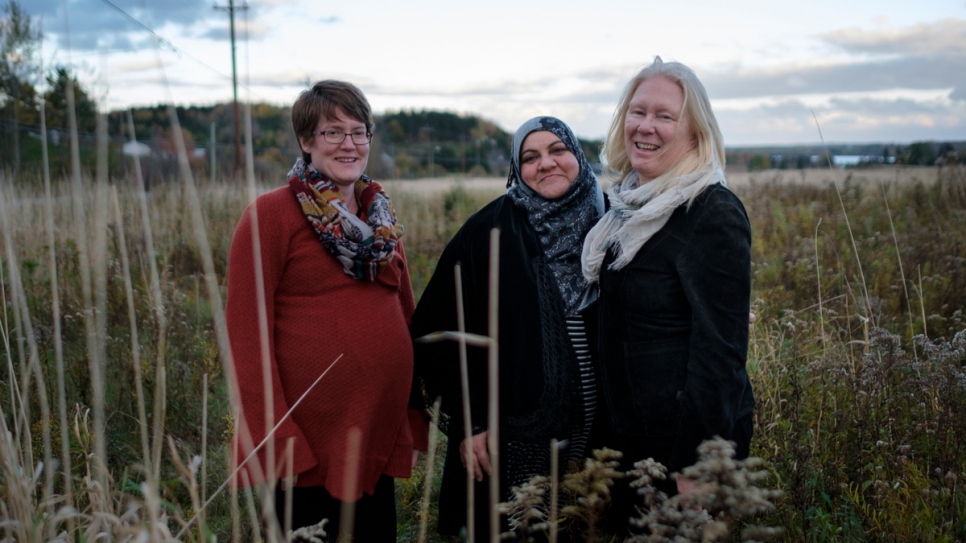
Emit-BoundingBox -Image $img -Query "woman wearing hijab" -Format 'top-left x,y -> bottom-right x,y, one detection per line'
582,57 -> 755,528
226,80 -> 427,541
411,116 -> 604,540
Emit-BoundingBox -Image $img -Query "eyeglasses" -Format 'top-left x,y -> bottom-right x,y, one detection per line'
312,129 -> 372,145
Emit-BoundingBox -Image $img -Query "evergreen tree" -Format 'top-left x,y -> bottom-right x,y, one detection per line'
0,0 -> 40,171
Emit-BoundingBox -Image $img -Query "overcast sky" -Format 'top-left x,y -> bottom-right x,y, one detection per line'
25,0 -> 966,145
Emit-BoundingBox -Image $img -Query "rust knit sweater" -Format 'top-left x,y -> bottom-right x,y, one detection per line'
226,185 -> 427,501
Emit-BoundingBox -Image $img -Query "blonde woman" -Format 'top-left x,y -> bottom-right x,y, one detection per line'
582,57 -> 755,527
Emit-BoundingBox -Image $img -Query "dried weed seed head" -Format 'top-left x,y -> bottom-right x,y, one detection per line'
288,518 -> 328,543
628,499 -> 715,543
679,438 -> 782,522
497,475 -> 551,541
627,457 -> 669,508
628,438 -> 783,543
561,448 -> 624,532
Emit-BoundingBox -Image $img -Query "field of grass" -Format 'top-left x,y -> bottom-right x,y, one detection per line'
1,163 -> 964,542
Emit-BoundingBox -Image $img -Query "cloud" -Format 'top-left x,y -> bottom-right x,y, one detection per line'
370,81 -> 544,98
700,54 -> 966,101
715,94 -> 966,145
821,17 -> 966,56
456,65 -> 966,143
695,19 -> 966,104
29,0 -> 212,52
240,72 -> 545,98
200,19 -> 270,41
115,58 -> 169,73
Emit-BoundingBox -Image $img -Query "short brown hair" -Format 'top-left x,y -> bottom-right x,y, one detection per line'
292,80 -> 373,163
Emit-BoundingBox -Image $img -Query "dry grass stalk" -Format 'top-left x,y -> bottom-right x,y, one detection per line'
240,100 -> 280,501
811,111 -> 874,329
111,186 -> 154,472
338,427 -> 362,543
487,228 -> 501,542
241,471 -> 264,543
549,439 -> 561,543
417,398 -> 443,543
813,218 -> 826,355
879,181 -> 917,351
283,437 -> 295,538
453,262 -> 477,542
39,82 -> 75,529
124,109 -> 170,490
202,373 -> 210,507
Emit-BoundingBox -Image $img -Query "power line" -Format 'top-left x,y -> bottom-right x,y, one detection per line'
93,0 -> 269,105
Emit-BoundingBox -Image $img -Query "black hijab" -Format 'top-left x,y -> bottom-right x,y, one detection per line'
506,116 -> 605,316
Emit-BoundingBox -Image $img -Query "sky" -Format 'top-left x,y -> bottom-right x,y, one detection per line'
23,0 -> 966,145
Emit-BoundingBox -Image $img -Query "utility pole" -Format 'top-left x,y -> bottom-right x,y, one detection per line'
210,121 -> 217,183
214,0 -> 247,173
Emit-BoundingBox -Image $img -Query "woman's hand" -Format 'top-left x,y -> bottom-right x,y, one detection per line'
411,449 -> 420,469
675,475 -> 699,495
459,430 -> 492,482
749,311 -> 756,331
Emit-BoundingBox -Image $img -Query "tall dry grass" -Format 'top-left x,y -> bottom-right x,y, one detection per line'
1,161 -> 964,542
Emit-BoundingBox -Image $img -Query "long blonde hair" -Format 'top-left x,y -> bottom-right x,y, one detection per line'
602,57 -> 725,202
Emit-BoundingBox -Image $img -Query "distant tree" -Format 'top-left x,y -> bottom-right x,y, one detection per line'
383,118 -> 405,143
0,0 -> 41,171
578,137 -> 603,163
936,142 -> 956,166
770,155 -> 791,170
747,154 -> 772,172
44,66 -> 98,135
904,142 -> 937,166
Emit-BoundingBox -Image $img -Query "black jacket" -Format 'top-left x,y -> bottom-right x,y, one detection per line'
596,184 -> 755,472
411,194 -> 580,442
411,195 -> 590,538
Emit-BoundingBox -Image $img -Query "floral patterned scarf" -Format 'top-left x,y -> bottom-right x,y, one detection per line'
287,157 -> 402,281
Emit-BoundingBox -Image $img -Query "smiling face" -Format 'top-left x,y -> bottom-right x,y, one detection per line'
518,130 -> 581,199
624,76 -> 695,181
299,107 -> 370,187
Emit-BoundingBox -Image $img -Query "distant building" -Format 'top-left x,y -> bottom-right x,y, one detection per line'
832,155 -> 896,168
123,140 -> 151,157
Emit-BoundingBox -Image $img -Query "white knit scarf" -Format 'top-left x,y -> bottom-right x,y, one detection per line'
582,167 -> 725,282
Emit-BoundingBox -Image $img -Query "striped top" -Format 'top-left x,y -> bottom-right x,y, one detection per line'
505,316 -> 598,489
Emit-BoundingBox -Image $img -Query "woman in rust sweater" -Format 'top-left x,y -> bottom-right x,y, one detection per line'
226,80 -> 426,541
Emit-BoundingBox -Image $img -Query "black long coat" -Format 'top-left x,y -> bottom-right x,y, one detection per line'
596,183 -> 755,474
411,195 -> 585,538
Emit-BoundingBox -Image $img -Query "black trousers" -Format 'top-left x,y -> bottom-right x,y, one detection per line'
273,475 -> 396,542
